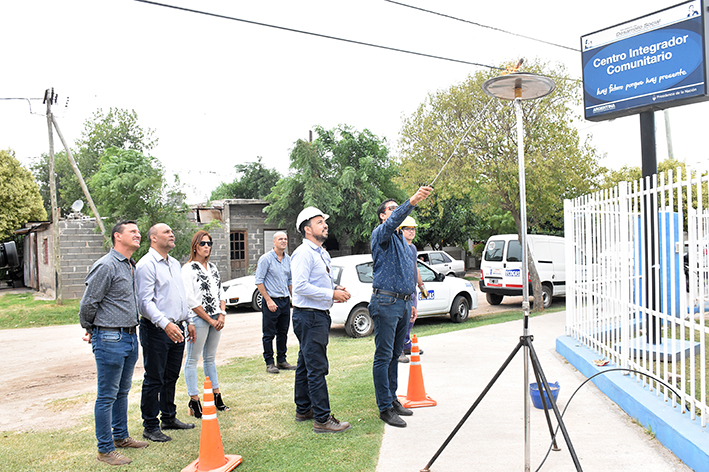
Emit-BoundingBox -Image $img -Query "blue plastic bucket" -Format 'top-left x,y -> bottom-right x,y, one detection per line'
529,382 -> 560,409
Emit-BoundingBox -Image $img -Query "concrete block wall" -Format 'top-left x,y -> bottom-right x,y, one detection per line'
58,219 -> 107,300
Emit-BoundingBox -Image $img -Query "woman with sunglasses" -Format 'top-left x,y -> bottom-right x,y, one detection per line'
181,230 -> 229,418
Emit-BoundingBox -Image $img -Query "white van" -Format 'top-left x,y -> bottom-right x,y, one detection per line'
479,234 -> 565,308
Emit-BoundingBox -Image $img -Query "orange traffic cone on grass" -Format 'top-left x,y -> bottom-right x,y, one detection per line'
397,335 -> 437,408
182,377 -> 242,472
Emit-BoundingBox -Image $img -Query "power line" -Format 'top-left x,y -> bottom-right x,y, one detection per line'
384,0 -> 579,53
133,0 -> 504,71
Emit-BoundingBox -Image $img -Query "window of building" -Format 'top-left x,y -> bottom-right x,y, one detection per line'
42,238 -> 49,265
230,230 -> 247,270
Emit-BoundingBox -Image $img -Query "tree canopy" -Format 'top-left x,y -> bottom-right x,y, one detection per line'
210,157 -> 281,201
89,147 -> 196,260
265,125 -> 406,251
0,149 -> 47,240
398,60 -> 602,236
31,108 -> 157,215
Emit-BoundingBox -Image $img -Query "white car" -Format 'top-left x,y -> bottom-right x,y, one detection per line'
222,275 -> 263,311
416,250 -> 466,277
329,254 -> 478,338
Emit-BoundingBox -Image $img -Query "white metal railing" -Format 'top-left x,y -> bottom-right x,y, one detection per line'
564,168 -> 708,428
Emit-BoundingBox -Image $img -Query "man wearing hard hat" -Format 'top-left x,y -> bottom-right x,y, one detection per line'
290,206 -> 352,433
370,186 -> 432,428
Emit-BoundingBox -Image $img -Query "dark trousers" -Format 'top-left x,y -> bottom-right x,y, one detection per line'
139,318 -> 185,431
292,308 -> 331,423
262,297 -> 291,365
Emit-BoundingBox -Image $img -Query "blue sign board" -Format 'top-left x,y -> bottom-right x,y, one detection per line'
581,0 -> 709,121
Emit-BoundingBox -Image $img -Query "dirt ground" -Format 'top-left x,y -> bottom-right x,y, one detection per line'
0,283 -> 535,432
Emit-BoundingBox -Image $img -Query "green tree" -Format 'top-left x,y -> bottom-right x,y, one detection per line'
89,148 -> 195,260
210,157 -> 281,201
265,125 -> 406,252
0,149 -> 47,240
415,194 -> 478,250
31,108 -> 157,215
398,60 -> 602,309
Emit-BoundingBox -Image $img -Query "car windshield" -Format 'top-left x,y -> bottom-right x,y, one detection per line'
356,262 -> 373,283
485,240 -> 505,262
430,253 -> 445,264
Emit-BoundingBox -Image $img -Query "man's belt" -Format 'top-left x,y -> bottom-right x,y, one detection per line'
372,288 -> 412,301
96,326 -> 137,334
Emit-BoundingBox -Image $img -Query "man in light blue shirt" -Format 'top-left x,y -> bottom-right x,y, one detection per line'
291,206 -> 351,433
255,231 -> 294,374
136,223 -> 196,443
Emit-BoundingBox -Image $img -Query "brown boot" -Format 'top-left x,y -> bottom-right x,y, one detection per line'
114,437 -> 149,449
97,450 -> 132,466
313,415 -> 351,433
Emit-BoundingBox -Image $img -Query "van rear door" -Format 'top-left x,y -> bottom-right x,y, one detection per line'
502,239 -> 524,290
482,239 -> 506,288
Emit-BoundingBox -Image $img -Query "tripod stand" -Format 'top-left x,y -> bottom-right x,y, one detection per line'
422,71 -> 581,471
420,326 -> 582,471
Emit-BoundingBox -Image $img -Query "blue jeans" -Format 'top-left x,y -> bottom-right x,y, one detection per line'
370,293 -> 410,412
140,318 -> 185,430
292,308 -> 331,422
184,316 -> 222,396
92,328 -> 139,453
262,297 -> 291,365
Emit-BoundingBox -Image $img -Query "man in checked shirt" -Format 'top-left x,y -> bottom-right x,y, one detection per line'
79,220 -> 148,466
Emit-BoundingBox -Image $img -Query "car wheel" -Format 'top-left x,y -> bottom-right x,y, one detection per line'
345,306 -> 374,338
447,272 -> 456,277
542,285 -> 553,309
486,293 -> 504,305
450,295 -> 470,323
251,290 -> 263,311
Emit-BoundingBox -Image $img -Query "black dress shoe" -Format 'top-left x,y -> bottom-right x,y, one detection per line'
392,399 -> 413,416
143,429 -> 172,442
161,417 -> 195,430
379,407 -> 407,427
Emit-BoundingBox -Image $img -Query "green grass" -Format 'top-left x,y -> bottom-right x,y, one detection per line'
0,290 -> 557,470
0,293 -> 80,329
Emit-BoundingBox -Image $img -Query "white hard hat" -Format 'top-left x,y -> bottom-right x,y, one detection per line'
296,206 -> 329,234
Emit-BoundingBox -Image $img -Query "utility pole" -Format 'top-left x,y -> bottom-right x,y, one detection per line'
51,115 -> 108,241
44,88 -> 62,305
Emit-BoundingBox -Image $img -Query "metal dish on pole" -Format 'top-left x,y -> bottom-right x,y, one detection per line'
420,70 -> 583,472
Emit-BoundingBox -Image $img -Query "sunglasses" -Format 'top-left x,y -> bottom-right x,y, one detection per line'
386,204 -> 398,211
198,241 -> 213,247
402,227 -> 416,231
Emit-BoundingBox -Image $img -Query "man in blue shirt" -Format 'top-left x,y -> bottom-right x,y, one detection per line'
291,206 -> 352,433
371,186 -> 432,427
255,231 -> 294,374
136,223 -> 196,443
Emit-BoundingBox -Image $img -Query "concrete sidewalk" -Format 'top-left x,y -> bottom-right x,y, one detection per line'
376,311 -> 692,472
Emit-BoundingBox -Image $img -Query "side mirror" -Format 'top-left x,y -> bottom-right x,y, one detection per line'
435,272 -> 445,282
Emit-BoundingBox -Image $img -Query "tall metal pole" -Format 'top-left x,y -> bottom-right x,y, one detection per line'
45,88 -> 62,305
515,93 -> 531,471
640,110 -> 658,344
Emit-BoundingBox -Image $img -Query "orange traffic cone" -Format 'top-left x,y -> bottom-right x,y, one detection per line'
182,377 -> 242,472
397,335 -> 437,408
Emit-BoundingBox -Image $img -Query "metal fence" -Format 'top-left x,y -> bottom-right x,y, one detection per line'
564,168 -> 708,427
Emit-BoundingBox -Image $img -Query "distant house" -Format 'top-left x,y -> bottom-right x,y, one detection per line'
17,198 -> 357,299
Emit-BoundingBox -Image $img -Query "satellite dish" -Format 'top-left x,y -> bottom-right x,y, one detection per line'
71,199 -> 84,213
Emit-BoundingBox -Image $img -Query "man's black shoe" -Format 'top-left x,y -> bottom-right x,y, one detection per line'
379,407 -> 407,427
161,418 -> 195,430
142,428 -> 172,442
392,399 -> 413,416
404,348 -> 424,355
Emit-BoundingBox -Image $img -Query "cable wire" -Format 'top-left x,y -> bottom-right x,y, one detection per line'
133,0 -> 504,70
384,0 -> 579,53
533,367 -> 688,472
